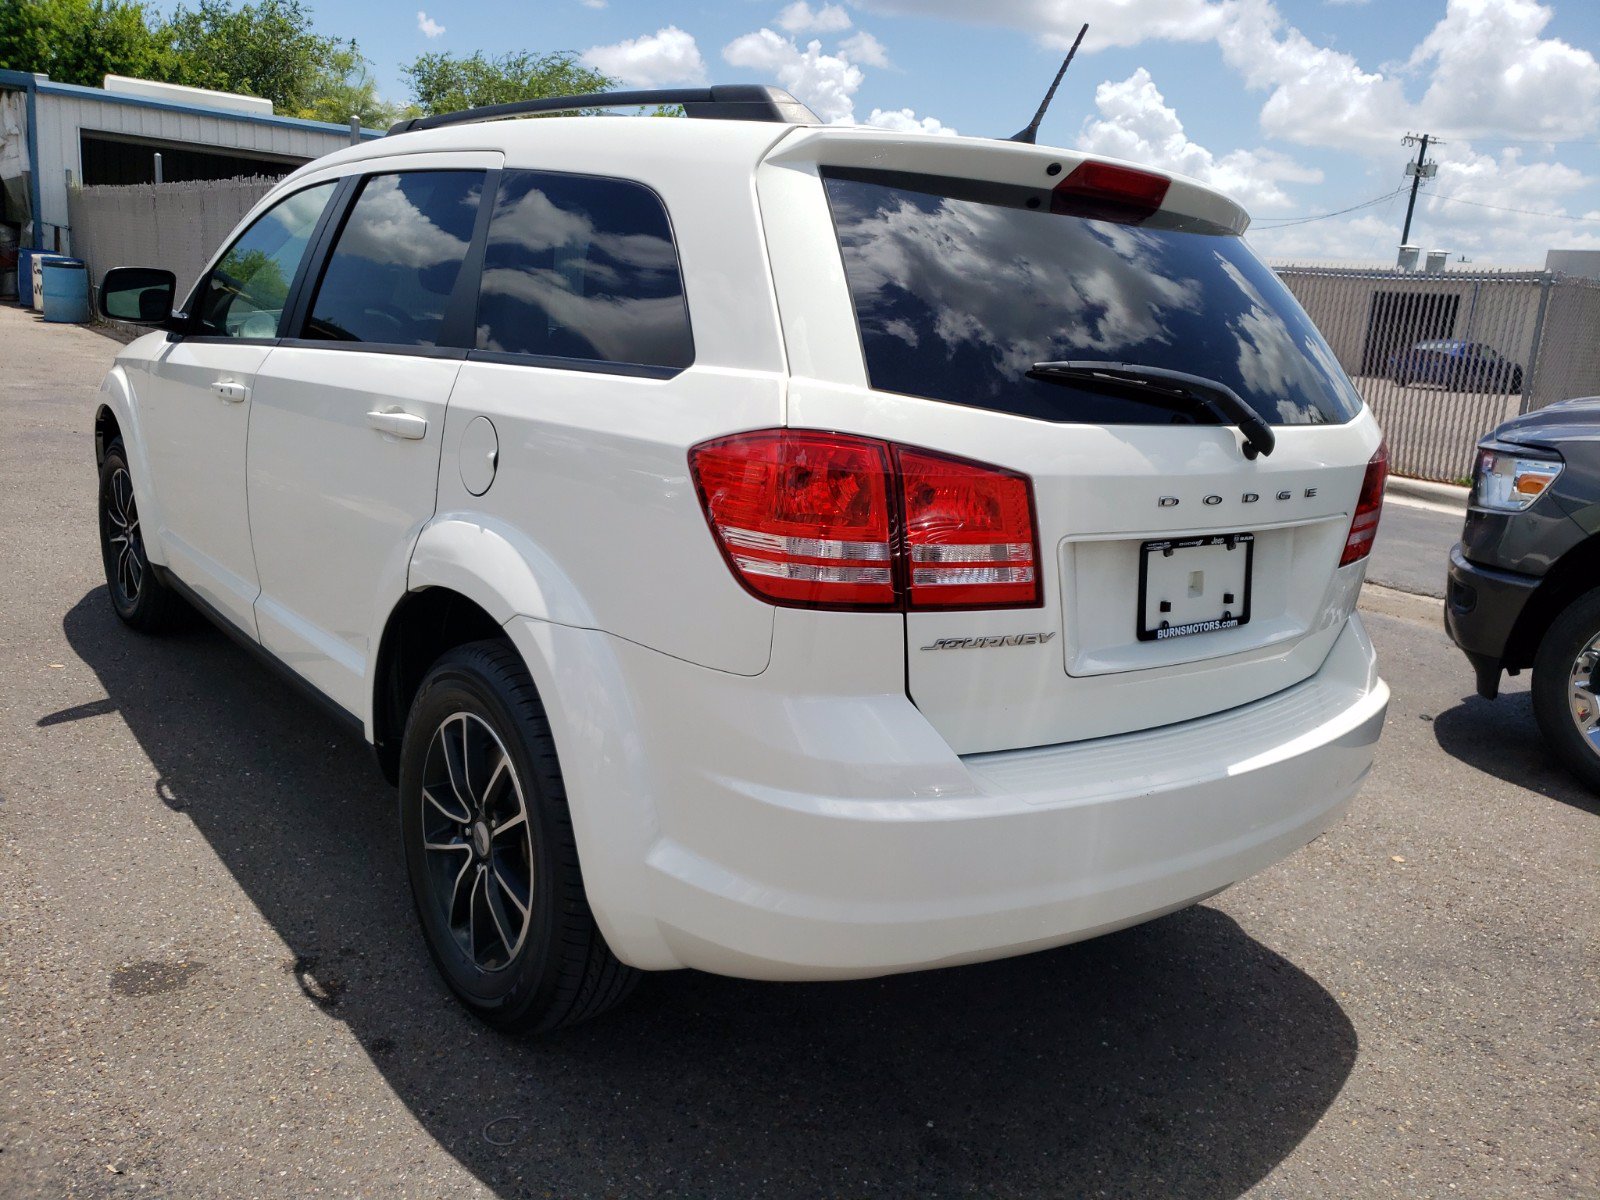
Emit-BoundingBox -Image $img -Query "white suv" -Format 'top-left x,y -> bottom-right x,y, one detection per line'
93,85 -> 1390,1032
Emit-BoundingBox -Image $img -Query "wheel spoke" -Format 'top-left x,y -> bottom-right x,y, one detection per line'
489,809 -> 526,841
468,866 -> 493,961
481,750 -> 510,806
491,861 -> 529,919
424,836 -> 471,854
422,784 -> 470,825
483,874 -> 518,959
447,854 -> 474,929
444,716 -> 474,813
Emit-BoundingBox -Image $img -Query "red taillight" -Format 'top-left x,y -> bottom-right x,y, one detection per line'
1051,161 -> 1171,224
690,430 -> 1041,611
1340,442 -> 1388,567
897,446 -> 1038,608
689,431 -> 895,608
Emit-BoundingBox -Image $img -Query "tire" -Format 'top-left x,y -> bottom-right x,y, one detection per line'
1509,368 -> 1524,394
1531,586 -> 1600,795
97,438 -> 182,632
398,639 -> 639,1032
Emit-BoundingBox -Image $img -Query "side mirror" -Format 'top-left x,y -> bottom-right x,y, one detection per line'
99,266 -> 178,326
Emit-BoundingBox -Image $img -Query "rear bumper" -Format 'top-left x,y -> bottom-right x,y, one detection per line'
1443,542 -> 1541,697
507,613 -> 1387,981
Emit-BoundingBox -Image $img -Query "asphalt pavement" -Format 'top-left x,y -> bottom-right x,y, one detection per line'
1,306 -> 1594,1199
1368,492 -> 1463,600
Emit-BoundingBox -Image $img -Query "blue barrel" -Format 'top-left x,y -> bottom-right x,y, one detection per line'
41,258 -> 90,323
16,247 -> 38,308
30,252 -> 69,309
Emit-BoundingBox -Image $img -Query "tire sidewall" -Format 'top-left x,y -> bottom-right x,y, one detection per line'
1532,587 -> 1600,792
98,443 -> 144,623
398,651 -> 566,1019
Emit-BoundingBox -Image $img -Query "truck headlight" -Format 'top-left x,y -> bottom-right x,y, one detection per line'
1470,448 -> 1563,512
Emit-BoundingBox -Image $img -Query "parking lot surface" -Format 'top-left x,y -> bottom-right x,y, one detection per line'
1,305 -> 1594,1198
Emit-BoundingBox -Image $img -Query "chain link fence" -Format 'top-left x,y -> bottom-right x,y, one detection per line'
1274,263 -> 1600,482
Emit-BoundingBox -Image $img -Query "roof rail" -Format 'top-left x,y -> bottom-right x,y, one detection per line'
388,84 -> 818,135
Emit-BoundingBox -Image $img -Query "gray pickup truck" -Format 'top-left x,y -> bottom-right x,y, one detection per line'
1445,397 -> 1600,793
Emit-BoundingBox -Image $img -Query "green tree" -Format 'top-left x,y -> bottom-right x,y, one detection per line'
292,46 -> 409,128
0,0 -> 170,86
401,50 -> 612,116
161,0 -> 352,113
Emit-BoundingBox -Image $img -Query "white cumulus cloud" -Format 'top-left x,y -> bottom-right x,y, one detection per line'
839,31 -> 891,68
582,26 -> 707,87
1076,68 -> 1321,211
416,10 -> 444,38
1408,0 -> 1600,142
723,28 -> 863,122
853,0 -> 1227,52
864,107 -> 957,136
777,2 -> 853,34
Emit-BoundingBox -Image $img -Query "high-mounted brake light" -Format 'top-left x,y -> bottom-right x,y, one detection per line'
1050,161 -> 1171,224
690,430 -> 1041,611
1340,442 -> 1388,567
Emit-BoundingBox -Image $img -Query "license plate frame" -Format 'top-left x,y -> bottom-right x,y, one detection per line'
1137,533 -> 1255,642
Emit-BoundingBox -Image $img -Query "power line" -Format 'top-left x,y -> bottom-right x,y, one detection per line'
1428,193 -> 1600,222
1251,188 -> 1409,228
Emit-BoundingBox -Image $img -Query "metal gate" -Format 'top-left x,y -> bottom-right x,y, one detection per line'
1273,264 -> 1600,482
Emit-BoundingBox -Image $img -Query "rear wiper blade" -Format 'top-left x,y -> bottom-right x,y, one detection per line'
1026,361 -> 1276,460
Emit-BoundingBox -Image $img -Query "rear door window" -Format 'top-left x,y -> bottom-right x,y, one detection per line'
822,169 -> 1362,427
475,170 -> 693,372
304,171 -> 484,347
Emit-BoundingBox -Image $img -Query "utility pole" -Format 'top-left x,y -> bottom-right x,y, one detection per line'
1399,132 -> 1440,246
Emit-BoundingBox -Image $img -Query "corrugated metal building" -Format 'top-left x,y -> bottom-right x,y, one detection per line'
0,70 -> 380,253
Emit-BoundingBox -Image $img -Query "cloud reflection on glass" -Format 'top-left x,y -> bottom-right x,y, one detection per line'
826,174 -> 1362,428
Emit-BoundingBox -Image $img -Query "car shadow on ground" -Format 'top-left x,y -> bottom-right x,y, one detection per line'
1431,689 -> 1598,815
60,590 -> 1358,1199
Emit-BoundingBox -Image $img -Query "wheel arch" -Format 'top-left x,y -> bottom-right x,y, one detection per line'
371,516 -> 600,782
1505,532 -> 1600,672
370,586 -> 508,784
94,367 -> 170,567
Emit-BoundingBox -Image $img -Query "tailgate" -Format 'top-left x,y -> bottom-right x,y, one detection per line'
758,129 -> 1383,754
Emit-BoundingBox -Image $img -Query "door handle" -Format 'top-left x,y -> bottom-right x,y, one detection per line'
211,380 -> 249,403
366,409 -> 428,440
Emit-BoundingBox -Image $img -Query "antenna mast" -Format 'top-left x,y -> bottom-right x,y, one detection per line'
1010,23 -> 1088,144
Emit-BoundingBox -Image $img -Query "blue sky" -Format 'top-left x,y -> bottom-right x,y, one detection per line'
314,0 -> 1600,265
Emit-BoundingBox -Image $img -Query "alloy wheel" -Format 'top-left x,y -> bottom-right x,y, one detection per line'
1567,632 -> 1600,761
106,466 -> 144,605
418,712 -> 535,972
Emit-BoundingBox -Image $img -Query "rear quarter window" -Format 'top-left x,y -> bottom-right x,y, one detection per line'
822,169 -> 1362,428
475,170 -> 693,373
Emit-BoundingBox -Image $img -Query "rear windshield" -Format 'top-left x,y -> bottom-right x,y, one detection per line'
822,169 -> 1362,427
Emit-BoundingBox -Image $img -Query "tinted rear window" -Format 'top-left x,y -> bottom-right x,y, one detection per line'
823,170 -> 1361,427
475,170 -> 693,371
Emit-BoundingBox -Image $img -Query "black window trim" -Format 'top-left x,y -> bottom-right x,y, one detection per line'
469,166 -> 696,379
465,349 -> 681,380
173,175 -> 351,347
